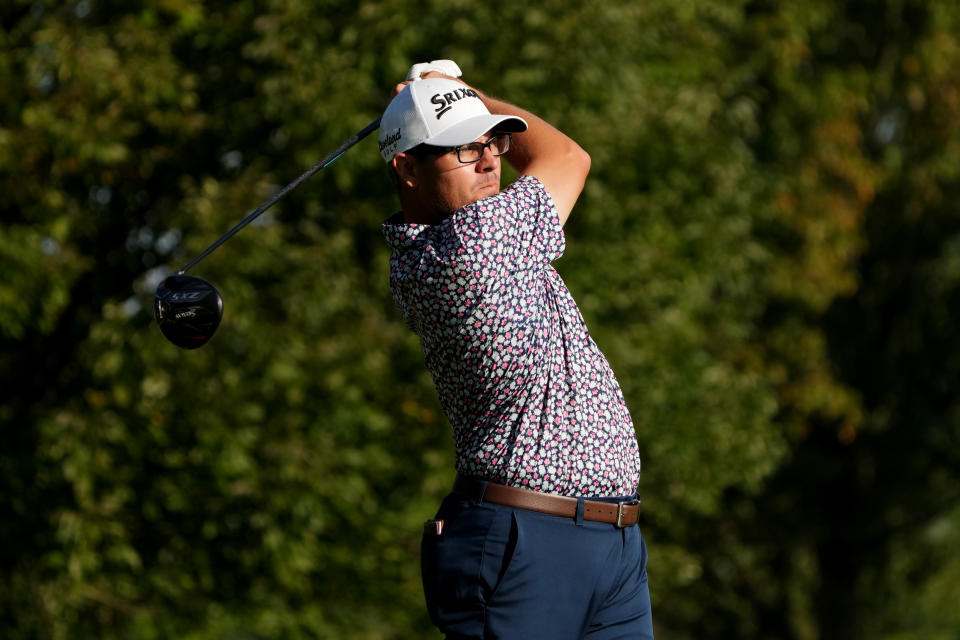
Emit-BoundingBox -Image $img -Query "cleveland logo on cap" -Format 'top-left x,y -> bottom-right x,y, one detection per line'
379,128 -> 402,153
431,87 -> 480,119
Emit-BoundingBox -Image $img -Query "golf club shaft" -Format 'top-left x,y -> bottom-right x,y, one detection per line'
177,117 -> 382,274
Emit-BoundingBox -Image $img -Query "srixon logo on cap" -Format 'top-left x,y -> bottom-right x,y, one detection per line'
431,87 -> 480,119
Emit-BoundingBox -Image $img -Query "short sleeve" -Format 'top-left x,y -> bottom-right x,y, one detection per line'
464,175 -> 565,268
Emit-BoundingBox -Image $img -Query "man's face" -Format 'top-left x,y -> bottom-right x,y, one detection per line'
412,132 -> 502,217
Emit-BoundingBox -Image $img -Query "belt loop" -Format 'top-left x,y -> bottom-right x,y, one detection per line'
574,498 -> 585,526
477,480 -> 489,503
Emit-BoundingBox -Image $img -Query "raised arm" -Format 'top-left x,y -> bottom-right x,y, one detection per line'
478,93 -> 590,226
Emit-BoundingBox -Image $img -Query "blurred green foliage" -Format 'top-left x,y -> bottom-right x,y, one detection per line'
2,1 -> 959,638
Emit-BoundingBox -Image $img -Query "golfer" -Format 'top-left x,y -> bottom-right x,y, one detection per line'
380,62 -> 653,639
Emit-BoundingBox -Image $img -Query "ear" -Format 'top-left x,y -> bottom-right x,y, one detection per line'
392,153 -> 420,188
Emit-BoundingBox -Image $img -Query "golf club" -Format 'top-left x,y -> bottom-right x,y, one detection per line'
154,117 -> 381,349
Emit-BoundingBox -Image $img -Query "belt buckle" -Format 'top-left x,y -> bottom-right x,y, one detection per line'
615,498 -> 641,528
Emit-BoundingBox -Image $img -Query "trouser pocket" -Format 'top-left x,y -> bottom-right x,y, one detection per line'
421,495 -> 512,635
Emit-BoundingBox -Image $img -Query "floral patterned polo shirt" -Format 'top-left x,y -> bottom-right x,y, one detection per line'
382,175 -> 641,497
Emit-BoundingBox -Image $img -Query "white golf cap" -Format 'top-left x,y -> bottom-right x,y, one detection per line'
378,77 -> 527,162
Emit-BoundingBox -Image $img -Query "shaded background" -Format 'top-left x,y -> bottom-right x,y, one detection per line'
2,0 -> 959,638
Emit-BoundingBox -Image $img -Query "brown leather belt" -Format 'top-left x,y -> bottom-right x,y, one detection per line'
453,474 -> 642,528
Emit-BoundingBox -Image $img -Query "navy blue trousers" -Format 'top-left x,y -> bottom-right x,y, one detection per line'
421,484 -> 654,639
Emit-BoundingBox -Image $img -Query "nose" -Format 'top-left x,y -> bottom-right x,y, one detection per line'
476,144 -> 498,172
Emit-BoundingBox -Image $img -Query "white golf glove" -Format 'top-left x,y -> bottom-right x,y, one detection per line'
405,59 -> 462,81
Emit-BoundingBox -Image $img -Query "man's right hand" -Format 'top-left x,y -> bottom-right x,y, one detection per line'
406,59 -> 462,81
392,59 -> 463,97
392,71 -> 462,98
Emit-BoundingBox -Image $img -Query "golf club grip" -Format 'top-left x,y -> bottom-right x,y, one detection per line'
177,117 -> 382,274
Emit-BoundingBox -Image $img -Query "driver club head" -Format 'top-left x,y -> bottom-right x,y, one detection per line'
154,274 -> 223,349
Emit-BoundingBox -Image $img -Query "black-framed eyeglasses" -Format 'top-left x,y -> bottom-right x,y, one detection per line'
444,133 -> 512,164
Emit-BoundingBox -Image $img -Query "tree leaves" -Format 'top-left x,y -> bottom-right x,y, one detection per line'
3,1 -> 960,638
